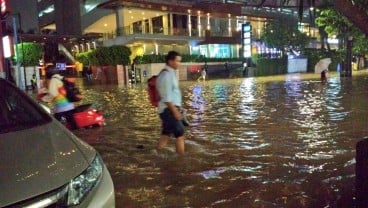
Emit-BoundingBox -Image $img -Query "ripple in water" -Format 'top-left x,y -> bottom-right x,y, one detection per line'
72,73 -> 368,207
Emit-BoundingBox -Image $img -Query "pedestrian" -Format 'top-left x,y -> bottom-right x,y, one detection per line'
46,66 -> 77,129
31,74 -> 37,90
321,69 -> 328,83
95,66 -> 103,80
86,66 -> 93,81
197,68 -> 207,82
156,51 -> 186,154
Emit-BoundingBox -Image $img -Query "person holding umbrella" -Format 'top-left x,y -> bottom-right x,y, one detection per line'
315,58 -> 331,83
321,69 -> 328,83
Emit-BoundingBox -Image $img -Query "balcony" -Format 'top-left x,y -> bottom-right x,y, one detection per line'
102,25 -> 234,41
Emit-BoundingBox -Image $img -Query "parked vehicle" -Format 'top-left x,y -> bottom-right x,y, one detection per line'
0,78 -> 115,207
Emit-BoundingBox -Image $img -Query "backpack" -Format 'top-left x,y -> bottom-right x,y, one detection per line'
147,69 -> 167,107
61,78 -> 82,102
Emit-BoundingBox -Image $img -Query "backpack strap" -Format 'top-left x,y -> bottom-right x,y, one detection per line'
159,68 -> 168,75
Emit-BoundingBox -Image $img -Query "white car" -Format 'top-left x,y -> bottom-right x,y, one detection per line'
0,78 -> 115,207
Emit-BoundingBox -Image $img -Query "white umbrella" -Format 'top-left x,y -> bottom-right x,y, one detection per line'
315,58 -> 332,74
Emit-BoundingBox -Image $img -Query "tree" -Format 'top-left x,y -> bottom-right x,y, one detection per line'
333,0 -> 368,36
261,18 -> 311,55
316,6 -> 368,68
15,43 -> 43,66
315,8 -> 350,49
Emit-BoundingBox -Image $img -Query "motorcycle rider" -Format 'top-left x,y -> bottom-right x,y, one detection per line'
46,66 -> 78,129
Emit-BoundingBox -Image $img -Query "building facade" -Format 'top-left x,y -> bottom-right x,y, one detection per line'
35,0 -> 320,59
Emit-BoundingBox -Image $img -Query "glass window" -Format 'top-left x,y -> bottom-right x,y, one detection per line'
0,80 -> 52,134
83,0 -> 108,14
210,44 -> 230,58
38,4 -> 55,17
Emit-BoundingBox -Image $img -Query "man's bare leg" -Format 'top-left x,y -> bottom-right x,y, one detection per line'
158,135 -> 170,149
176,136 -> 185,154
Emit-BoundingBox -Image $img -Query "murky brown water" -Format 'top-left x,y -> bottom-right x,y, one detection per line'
74,72 -> 368,208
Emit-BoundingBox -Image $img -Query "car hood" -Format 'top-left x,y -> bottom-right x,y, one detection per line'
0,121 -> 96,207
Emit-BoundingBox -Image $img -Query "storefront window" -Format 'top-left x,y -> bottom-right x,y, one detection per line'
209,44 -> 230,58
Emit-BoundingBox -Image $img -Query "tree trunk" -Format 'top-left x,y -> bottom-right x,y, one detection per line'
334,0 -> 368,36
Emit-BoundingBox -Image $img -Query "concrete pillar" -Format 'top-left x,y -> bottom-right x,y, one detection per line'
228,14 -> 232,37
206,13 -> 211,30
142,20 -> 146,34
55,0 -> 82,35
163,14 -> 169,35
149,18 -> 153,34
188,10 -> 192,37
155,44 -> 158,55
197,11 -> 202,37
169,13 -> 174,35
130,25 -> 133,35
115,6 -> 124,36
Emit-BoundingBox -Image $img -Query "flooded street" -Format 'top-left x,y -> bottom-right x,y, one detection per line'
74,72 -> 368,207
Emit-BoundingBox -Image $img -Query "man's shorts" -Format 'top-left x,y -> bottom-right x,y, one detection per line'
159,108 -> 185,138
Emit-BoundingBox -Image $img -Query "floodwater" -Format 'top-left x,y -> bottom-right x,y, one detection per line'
74,72 -> 368,208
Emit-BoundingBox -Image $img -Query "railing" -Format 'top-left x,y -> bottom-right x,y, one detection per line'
102,26 -> 221,41
101,25 -> 243,41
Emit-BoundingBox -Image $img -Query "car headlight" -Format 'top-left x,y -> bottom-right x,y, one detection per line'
67,154 -> 104,206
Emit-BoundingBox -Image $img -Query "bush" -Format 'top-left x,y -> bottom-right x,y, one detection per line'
251,54 -> 261,66
76,45 -> 131,66
76,52 -> 90,66
255,57 -> 287,76
14,43 -> 43,66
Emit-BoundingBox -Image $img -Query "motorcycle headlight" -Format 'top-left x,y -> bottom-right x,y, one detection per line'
67,154 -> 104,206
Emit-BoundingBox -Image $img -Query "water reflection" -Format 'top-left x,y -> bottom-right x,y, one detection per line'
73,73 -> 368,207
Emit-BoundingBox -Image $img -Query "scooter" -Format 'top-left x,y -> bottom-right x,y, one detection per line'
37,91 -> 105,129
72,104 -> 105,129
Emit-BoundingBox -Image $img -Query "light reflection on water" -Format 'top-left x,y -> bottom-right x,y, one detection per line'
74,72 -> 368,207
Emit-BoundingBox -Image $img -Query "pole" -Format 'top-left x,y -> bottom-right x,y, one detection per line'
16,13 -> 27,89
346,36 -> 353,77
12,16 -> 23,89
0,18 -> 5,79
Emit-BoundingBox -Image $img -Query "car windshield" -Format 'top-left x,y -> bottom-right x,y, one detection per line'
0,80 -> 52,134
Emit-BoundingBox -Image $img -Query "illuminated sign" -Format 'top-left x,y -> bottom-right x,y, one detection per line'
241,23 -> 252,58
56,63 -> 66,70
1,0 -> 8,17
2,36 -> 13,58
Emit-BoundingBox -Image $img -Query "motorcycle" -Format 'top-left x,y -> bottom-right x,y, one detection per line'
71,104 -> 105,129
38,90 -> 105,129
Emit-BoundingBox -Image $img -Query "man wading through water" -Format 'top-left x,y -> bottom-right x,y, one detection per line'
157,51 -> 186,154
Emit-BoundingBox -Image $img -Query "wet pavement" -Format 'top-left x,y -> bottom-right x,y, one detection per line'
72,72 -> 368,207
